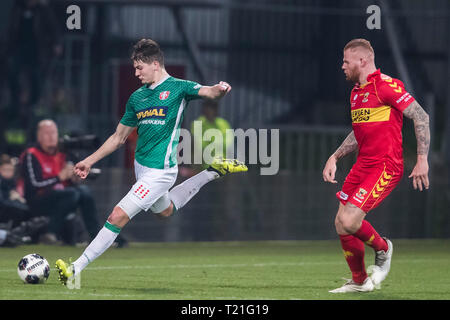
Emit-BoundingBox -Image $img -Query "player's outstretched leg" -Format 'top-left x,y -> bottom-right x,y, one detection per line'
168,158 -> 247,212
55,208 -> 126,286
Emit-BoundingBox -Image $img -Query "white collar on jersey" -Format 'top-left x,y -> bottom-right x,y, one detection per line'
148,74 -> 170,90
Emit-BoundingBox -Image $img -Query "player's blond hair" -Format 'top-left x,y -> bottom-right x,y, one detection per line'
344,38 -> 375,60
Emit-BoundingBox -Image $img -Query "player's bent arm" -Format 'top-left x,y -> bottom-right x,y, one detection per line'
323,130 -> 357,183
198,81 -> 231,100
83,123 -> 136,167
332,130 -> 358,161
402,100 -> 430,157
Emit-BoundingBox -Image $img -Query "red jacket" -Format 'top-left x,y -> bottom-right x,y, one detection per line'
19,146 -> 70,201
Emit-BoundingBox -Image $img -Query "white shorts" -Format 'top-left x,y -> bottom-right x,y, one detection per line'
117,160 -> 178,219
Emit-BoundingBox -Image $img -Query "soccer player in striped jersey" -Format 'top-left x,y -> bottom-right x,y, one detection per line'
323,39 -> 430,293
55,39 -> 247,285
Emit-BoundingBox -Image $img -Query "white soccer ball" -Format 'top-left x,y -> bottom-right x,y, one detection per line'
17,253 -> 50,284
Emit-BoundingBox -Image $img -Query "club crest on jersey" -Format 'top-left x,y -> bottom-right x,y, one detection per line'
362,92 -> 370,103
159,91 -> 170,100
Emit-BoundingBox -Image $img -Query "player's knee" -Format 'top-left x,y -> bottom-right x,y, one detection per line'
341,220 -> 358,234
107,206 -> 130,228
338,204 -> 364,234
335,215 -> 353,235
339,213 -> 362,234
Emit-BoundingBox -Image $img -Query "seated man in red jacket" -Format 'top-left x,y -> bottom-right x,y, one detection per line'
20,119 -> 126,246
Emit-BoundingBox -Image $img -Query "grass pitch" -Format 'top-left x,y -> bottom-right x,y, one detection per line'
1,239 -> 450,300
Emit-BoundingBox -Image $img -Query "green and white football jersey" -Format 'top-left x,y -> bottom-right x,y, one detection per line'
120,75 -> 202,169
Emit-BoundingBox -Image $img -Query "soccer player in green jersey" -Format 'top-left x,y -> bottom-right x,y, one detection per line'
55,39 -> 247,285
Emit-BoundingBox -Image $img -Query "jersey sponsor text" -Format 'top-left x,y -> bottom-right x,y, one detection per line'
136,107 -> 168,120
351,106 -> 391,123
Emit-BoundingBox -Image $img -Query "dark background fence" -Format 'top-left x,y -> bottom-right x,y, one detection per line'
0,0 -> 449,241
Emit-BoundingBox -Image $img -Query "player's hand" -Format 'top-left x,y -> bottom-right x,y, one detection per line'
199,82 -> 231,99
408,155 -> 429,191
322,155 -> 338,184
216,81 -> 232,96
74,160 -> 91,179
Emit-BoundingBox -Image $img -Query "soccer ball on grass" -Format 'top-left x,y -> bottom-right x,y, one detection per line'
17,253 -> 50,284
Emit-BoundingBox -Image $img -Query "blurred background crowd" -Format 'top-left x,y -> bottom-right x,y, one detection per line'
0,0 -> 449,246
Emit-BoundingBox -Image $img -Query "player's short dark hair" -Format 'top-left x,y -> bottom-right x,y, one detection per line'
131,39 -> 164,66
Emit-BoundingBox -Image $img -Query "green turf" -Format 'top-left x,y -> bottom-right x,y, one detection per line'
1,239 -> 449,300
